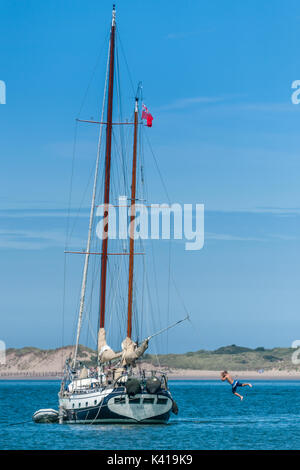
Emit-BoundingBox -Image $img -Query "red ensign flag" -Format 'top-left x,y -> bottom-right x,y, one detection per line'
142,103 -> 153,127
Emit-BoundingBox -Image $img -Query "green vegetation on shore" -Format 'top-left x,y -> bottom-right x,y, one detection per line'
3,344 -> 299,372
144,344 -> 298,371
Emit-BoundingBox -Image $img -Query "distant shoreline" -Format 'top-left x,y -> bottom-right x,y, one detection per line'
3,345 -> 299,380
1,370 -> 300,381
169,369 -> 300,380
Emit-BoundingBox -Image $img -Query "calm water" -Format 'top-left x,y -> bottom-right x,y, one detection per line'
0,380 -> 300,450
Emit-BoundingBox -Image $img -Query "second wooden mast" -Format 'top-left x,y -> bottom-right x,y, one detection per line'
99,6 -> 116,330
127,98 -> 139,338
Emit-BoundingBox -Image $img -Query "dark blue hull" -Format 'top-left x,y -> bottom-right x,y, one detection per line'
62,388 -> 173,424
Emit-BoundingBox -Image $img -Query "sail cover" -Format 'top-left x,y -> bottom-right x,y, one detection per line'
121,337 -> 149,366
97,328 -> 122,363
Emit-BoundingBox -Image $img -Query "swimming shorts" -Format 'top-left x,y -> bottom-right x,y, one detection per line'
232,380 -> 243,393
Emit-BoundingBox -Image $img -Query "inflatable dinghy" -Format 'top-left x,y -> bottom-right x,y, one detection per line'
32,408 -> 59,423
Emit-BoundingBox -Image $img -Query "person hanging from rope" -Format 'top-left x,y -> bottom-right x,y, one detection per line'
221,371 -> 252,401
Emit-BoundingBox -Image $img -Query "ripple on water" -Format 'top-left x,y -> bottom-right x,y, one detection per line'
0,380 -> 300,449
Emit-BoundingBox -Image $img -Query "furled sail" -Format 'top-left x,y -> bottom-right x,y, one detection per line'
97,328 -> 122,363
79,366 -> 89,379
121,337 -> 149,366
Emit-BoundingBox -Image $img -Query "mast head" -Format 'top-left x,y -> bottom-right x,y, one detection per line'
112,4 -> 116,27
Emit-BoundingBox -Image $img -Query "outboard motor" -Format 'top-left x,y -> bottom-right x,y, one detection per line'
125,378 -> 141,397
145,376 -> 161,394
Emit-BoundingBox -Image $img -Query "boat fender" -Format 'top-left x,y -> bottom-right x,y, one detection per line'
145,376 -> 161,394
125,378 -> 141,397
171,400 -> 179,415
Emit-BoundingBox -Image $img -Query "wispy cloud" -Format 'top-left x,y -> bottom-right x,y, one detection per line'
233,102 -> 300,113
206,232 -> 265,242
158,99 -> 300,115
210,207 -> 300,216
158,96 -> 225,112
0,229 -> 84,250
206,231 -> 299,243
0,208 -> 89,219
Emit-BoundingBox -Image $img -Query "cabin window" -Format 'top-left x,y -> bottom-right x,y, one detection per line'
157,398 -> 167,405
129,398 -> 140,404
143,398 -> 154,404
114,396 -> 126,404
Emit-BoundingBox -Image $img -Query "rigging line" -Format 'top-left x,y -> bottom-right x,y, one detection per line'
61,254 -> 67,370
115,26 -> 136,97
143,127 -> 171,204
115,37 -> 128,193
140,244 -> 146,343
67,165 -> 96,244
111,116 -> 132,196
65,120 -> 79,249
82,307 -> 98,345
73,37 -> 111,367
171,273 -> 190,317
106,259 -> 123,338
108,261 -> 124,343
61,117 -> 79,367
144,126 -> 175,353
71,284 -> 84,348
137,136 -> 163,351
142,251 -> 161,369
80,245 -> 99,343
82,254 -> 104,328
65,30 -> 110,246
143,113 -> 173,353
110,127 -> 126,201
82,236 -> 101,347
77,27 -> 111,118
166,238 -> 172,354
138,161 -> 162,333
147,315 -> 189,341
68,38 -> 113,243
6,420 -> 33,426
137,122 -> 146,342
133,277 -> 140,341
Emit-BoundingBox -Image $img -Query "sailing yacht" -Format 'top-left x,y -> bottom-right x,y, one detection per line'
56,5 -> 182,425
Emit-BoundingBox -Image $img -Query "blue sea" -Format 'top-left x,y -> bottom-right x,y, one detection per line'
0,380 -> 300,450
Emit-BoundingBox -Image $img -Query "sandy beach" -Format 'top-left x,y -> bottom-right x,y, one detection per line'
167,369 -> 300,380
1,369 -> 300,380
1,348 -> 300,380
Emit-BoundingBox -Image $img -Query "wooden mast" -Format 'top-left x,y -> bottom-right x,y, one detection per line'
99,5 -> 116,329
127,98 -> 139,338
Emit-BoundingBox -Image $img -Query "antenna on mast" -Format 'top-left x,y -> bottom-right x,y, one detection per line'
112,4 -> 116,26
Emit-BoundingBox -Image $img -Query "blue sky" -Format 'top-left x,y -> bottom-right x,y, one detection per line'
1,0 -> 300,352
